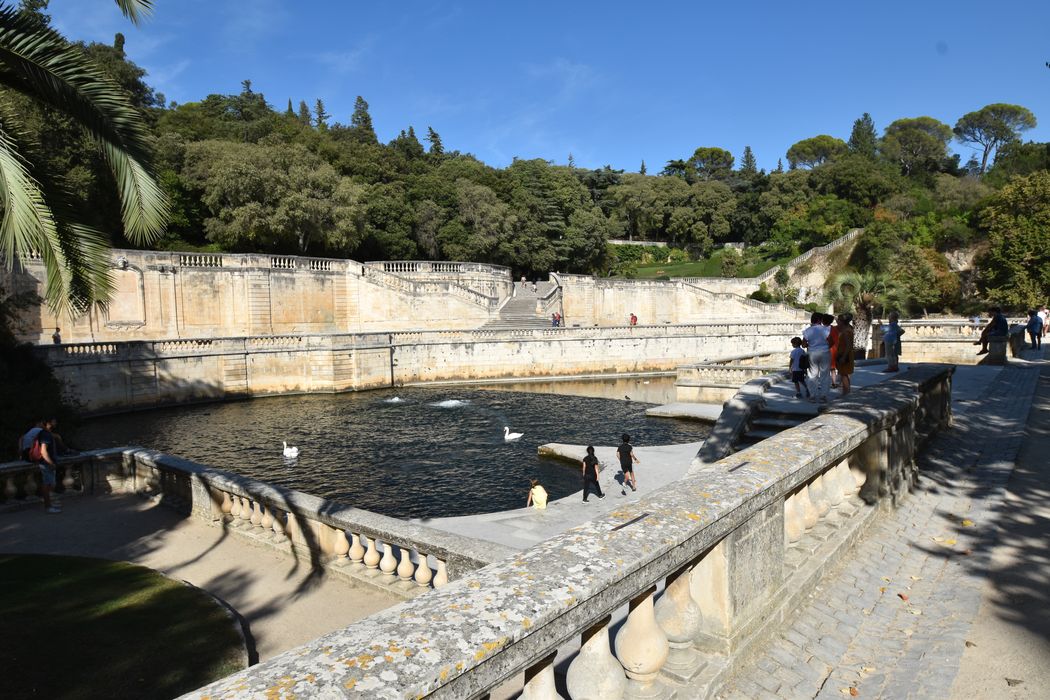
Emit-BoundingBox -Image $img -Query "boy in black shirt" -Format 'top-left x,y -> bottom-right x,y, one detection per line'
617,434 -> 639,495
581,446 -> 605,502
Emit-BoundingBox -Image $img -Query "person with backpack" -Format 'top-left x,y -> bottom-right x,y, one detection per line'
26,418 -> 61,513
789,337 -> 811,399
19,418 -> 44,461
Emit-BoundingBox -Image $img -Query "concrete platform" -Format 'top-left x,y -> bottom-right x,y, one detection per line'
645,401 -> 723,421
417,439 -> 704,550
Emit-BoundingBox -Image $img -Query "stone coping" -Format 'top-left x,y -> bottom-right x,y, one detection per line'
185,364 -> 952,699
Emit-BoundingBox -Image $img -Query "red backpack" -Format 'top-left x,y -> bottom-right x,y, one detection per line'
27,438 -> 43,462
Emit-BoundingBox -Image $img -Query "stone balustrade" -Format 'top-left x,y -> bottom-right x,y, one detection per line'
0,448 -> 130,511
675,351 -> 789,403
871,318 -> 1029,365
186,364 -> 953,700
36,323 -> 807,414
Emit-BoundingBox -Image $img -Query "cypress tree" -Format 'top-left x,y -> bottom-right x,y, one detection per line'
640,159 -> 646,175
314,98 -> 330,129
740,146 -> 758,174
351,95 -> 377,143
426,126 -> 444,155
848,113 -> 879,159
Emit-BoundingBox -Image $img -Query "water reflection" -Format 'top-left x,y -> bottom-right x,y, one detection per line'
73,382 -> 707,519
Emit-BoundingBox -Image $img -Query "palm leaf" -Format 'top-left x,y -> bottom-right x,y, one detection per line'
113,0 -> 156,25
0,7 -> 168,242
0,106 -> 113,314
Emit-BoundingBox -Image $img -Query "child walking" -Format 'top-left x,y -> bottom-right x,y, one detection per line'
789,337 -> 811,399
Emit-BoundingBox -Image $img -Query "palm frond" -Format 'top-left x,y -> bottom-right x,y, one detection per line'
0,112 -> 113,314
113,0 -> 156,26
0,7 -> 168,242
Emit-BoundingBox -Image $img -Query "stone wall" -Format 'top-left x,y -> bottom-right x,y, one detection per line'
40,323 -> 805,414
3,250 -> 513,344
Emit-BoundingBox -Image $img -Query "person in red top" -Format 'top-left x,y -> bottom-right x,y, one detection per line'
824,313 -> 840,388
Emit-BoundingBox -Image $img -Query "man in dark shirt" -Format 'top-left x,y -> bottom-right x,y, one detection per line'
976,306 -> 1010,355
581,446 -> 605,503
35,419 -> 60,513
617,433 -> 639,495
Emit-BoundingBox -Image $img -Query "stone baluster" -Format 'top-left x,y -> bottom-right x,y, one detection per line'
228,492 -> 242,524
797,485 -> 819,530
24,470 -> 38,499
238,496 -> 253,527
823,469 -> 844,508
363,537 -> 381,569
434,559 -> 449,587
261,504 -> 274,530
220,491 -> 234,521
521,652 -> 565,700
809,474 -> 831,518
332,528 -> 350,565
4,475 -> 17,500
61,466 -> 75,491
567,617 -> 626,699
784,493 -> 803,544
413,553 -> 433,587
614,586 -> 669,698
654,566 -> 704,681
272,508 -> 288,542
250,500 -> 264,529
379,542 -> 398,578
396,547 -> 415,581
348,533 -> 365,565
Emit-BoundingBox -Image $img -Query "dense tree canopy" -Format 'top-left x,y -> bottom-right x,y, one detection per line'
4,9 -> 1047,313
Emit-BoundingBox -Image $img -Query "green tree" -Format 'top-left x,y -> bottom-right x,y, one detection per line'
826,271 -> 904,352
740,146 -> 758,175
296,100 -> 311,126
881,116 -> 953,177
688,146 -> 734,180
425,126 -> 443,156
978,171 -> 1050,307
985,141 -> 1050,186
847,112 -> 878,159
786,135 -> 847,169
350,95 -> 377,144
0,1 -> 168,312
953,103 -> 1037,173
314,98 -> 329,129
639,159 -> 646,175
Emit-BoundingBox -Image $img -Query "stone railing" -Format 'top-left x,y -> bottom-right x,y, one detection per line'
870,318 -> 1029,366
0,448 -> 126,510
674,351 -> 789,404
360,265 -> 502,309
187,364 -> 953,699
3,448 -> 515,598
363,261 -> 511,278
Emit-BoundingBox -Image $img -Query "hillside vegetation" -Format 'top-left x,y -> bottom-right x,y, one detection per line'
8,6 -> 1050,315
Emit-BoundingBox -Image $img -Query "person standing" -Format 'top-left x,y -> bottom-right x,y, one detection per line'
836,314 -> 856,396
581,446 -> 606,503
617,434 -> 639,494
1026,309 -> 1043,349
19,418 -> 44,461
34,419 -> 61,513
789,337 -> 811,400
802,312 -> 832,403
882,312 -> 905,370
826,314 -> 840,388
51,327 -> 61,344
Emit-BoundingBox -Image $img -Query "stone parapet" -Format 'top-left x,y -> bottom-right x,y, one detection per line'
184,364 -> 954,700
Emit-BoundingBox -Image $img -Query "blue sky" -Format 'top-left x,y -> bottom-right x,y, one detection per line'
52,0 -> 1050,172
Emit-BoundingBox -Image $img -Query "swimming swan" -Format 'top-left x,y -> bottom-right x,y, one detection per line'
283,441 -> 300,458
503,426 -> 524,442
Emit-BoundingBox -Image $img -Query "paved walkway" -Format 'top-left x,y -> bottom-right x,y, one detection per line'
718,352 -> 1047,699
0,495 -> 401,661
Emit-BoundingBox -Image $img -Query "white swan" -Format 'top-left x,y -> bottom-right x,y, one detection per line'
282,441 -> 300,458
503,426 -> 524,442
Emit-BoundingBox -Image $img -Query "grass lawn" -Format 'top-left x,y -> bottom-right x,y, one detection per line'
0,554 -> 245,700
627,249 -> 792,279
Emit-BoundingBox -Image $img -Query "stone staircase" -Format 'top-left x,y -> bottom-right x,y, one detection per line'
480,282 -> 557,330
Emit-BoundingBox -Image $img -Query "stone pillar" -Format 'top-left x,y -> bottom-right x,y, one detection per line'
567,617 -> 626,699
655,565 -> 705,682
348,533 -> 365,565
520,653 -> 564,700
783,493 -> 803,543
797,485 -> 818,530
396,547 -> 415,581
614,586 -> 668,699
856,429 -> 889,505
363,537 -> 381,569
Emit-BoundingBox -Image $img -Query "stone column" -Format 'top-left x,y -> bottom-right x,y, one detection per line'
567,617 -> 626,699
655,565 -> 705,682
520,653 -> 564,700
614,587 -> 669,699
784,493 -> 803,543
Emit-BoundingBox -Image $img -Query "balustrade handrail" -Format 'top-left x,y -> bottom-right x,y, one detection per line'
188,364 -> 953,699
362,260 -> 512,278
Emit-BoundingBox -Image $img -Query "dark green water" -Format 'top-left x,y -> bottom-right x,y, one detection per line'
73,385 -> 707,519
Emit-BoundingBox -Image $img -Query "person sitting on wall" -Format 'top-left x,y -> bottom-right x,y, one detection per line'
51,327 -> 61,344
975,306 -> 1009,355
526,479 -> 548,510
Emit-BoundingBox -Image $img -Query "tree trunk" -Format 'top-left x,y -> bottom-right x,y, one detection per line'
854,305 -> 872,354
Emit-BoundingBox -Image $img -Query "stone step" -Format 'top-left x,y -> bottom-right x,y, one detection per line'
751,416 -> 803,430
